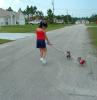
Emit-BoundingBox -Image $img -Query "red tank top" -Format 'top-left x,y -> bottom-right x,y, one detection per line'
36,28 -> 46,40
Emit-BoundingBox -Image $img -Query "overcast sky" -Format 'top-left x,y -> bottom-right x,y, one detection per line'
0,0 -> 97,17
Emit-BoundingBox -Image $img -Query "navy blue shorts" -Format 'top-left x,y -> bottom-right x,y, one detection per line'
36,40 -> 46,48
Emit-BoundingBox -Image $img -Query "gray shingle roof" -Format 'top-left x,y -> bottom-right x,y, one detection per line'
0,8 -> 13,17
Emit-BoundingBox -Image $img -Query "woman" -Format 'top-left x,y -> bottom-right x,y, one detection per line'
35,21 -> 51,64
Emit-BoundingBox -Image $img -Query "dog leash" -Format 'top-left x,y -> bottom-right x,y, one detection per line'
51,45 -> 66,55
49,44 -> 97,65
50,44 -> 86,65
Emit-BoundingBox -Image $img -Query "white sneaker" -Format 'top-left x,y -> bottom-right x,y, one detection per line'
40,58 -> 47,64
42,59 -> 47,64
40,58 -> 44,62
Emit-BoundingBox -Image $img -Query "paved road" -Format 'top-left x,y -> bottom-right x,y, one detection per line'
0,24 -> 97,100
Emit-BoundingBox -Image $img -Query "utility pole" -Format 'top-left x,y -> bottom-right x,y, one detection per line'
52,0 -> 55,23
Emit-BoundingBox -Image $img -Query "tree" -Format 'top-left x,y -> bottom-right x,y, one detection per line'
25,6 -> 31,21
72,17 -> 79,24
23,6 -> 37,21
18,8 -> 22,11
6,7 -> 13,11
35,11 -> 44,19
63,15 -> 72,23
47,9 -> 54,23
90,14 -> 97,22
30,6 -> 37,17
56,15 -> 62,20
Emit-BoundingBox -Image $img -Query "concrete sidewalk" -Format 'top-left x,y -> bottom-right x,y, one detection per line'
0,33 -> 34,40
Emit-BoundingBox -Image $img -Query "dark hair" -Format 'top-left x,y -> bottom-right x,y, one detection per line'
39,20 -> 48,28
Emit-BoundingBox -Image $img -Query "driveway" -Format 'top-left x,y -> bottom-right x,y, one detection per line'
0,24 -> 97,100
0,33 -> 33,40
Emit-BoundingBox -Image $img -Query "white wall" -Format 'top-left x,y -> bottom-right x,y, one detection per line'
0,18 -> 6,26
8,18 -> 11,25
18,13 -> 25,25
0,12 -> 25,26
0,17 -> 13,26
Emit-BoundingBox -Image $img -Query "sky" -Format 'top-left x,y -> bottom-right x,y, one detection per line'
0,0 -> 97,17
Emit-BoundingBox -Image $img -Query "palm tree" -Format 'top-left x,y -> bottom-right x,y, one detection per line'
30,6 -> 37,17
24,6 -> 31,21
23,5 -> 37,22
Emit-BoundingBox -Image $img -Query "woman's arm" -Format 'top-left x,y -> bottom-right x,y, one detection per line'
45,34 -> 51,45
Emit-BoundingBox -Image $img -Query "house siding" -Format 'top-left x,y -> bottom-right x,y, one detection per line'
18,12 -> 25,25
0,18 -> 5,25
0,8 -> 25,26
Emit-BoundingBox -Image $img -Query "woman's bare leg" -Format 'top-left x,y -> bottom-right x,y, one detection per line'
39,48 -> 43,58
42,48 -> 47,59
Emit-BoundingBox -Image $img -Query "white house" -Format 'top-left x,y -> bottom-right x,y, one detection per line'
75,20 -> 89,24
0,8 -> 25,26
54,18 -> 64,23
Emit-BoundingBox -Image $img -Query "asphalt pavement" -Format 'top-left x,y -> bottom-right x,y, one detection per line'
0,24 -> 97,100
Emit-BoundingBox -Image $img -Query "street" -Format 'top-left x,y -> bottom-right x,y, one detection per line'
0,24 -> 97,100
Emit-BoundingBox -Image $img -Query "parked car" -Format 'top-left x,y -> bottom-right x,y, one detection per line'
29,20 -> 41,24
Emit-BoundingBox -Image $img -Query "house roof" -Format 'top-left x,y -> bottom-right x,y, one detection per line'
0,8 -> 25,19
15,10 -> 22,19
0,8 -> 12,17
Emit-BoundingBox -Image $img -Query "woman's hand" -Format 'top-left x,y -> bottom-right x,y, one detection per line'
47,41 -> 52,45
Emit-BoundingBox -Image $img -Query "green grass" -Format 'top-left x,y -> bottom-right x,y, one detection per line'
47,24 -> 66,31
87,24 -> 97,47
0,39 -> 13,44
0,24 -> 37,33
86,23 -> 97,26
0,24 -> 65,33
0,23 -> 66,44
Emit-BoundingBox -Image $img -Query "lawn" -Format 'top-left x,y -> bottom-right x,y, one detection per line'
47,23 -> 67,31
87,23 -> 97,26
0,39 -> 13,44
0,24 -> 37,33
0,23 -> 66,44
87,23 -> 97,47
0,24 -> 65,33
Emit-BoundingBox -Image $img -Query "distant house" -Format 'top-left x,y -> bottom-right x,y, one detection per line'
0,8 -> 25,26
54,18 -> 64,23
29,19 -> 41,24
75,20 -> 89,24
